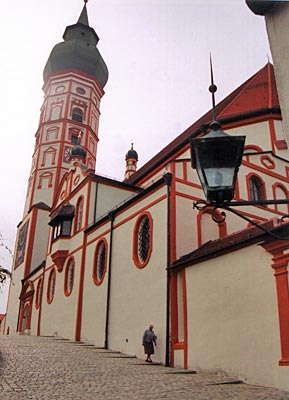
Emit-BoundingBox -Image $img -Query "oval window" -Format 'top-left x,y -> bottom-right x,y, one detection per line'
47,269 -> 56,304
133,213 -> 153,268
93,239 -> 107,285
64,258 -> 75,296
35,279 -> 43,309
76,87 -> 86,95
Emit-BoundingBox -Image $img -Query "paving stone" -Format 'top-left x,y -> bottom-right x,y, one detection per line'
0,335 -> 289,400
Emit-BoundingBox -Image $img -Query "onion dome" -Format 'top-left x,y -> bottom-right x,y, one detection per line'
125,143 -> 138,161
70,144 -> 87,159
43,2 -> 108,87
246,0 -> 275,15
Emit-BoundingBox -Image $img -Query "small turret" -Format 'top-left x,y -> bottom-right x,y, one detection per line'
124,143 -> 138,180
69,131 -> 87,164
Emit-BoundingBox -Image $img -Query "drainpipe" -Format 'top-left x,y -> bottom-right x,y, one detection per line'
163,172 -> 173,367
104,211 -> 115,349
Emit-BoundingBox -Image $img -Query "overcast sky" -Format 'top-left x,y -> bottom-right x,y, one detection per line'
0,0 -> 269,312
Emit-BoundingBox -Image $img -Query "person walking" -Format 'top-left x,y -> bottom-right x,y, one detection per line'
142,324 -> 157,363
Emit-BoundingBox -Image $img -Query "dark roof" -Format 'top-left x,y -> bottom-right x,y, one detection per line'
43,3 -> 108,87
49,203 -> 75,226
246,0 -> 277,15
71,144 -> 87,159
126,144 -> 138,161
126,63 -> 280,185
171,219 -> 289,270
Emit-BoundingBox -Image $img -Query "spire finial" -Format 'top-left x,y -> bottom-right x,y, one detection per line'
78,1 -> 89,25
209,53 -> 218,122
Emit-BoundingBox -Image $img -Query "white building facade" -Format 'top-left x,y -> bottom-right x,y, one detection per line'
4,2 -> 289,391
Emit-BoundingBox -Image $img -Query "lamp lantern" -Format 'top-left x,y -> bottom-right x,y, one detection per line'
190,120 -> 246,205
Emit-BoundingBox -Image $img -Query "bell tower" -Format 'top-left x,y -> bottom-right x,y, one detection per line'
24,1 -> 108,214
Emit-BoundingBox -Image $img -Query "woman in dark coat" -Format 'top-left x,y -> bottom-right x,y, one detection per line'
142,324 -> 157,363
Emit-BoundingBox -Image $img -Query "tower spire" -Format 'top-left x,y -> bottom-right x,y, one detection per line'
78,1 -> 89,26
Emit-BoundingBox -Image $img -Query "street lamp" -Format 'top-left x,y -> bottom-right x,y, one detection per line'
190,120 -> 245,206
189,59 -> 289,239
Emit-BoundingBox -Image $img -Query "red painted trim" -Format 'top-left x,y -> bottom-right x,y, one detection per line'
170,271 -> 178,367
74,196 -> 84,234
272,183 -> 289,213
43,69 -> 105,97
172,341 -> 184,350
92,238 -> 108,285
182,162 -> 187,181
261,242 -> 289,366
37,269 -> 45,336
244,144 -> 263,154
86,193 -> 167,238
260,154 -> 275,170
182,270 -> 188,369
242,159 -> 289,183
246,173 -> 267,202
51,250 -> 69,272
170,270 -> 188,369
132,212 -> 153,268
197,209 -> 227,247
275,140 -> 288,150
175,177 -> 202,190
24,209 -> 38,277
220,114 -> 281,131
170,163 -> 177,262
35,278 -> 43,310
137,145 -> 190,187
269,119 -> 277,153
75,233 -> 87,341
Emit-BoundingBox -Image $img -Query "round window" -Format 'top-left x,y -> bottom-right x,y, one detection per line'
76,87 -> 86,95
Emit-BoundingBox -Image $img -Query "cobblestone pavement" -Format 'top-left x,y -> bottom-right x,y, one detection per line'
1,335 -> 289,400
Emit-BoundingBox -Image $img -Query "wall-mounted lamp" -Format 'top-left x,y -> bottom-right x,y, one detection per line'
189,57 -> 289,239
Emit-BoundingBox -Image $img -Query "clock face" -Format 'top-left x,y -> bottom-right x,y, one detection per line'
63,146 -> 72,163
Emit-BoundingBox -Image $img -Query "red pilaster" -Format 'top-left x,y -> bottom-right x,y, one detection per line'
272,253 -> 289,365
262,240 -> 289,366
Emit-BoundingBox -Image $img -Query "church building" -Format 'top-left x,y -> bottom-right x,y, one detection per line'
4,2 -> 289,391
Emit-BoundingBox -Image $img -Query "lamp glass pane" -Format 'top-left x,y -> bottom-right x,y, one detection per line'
204,167 -> 234,188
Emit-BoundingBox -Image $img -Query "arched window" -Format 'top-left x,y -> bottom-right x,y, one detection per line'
249,175 -> 265,201
93,239 -> 107,285
74,197 -> 84,233
133,213 -> 153,268
38,172 -> 53,189
72,108 -> 83,123
64,258 -> 75,296
51,104 -> 62,120
47,269 -> 56,304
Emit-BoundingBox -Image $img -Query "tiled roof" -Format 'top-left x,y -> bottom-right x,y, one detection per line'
171,219 -> 289,270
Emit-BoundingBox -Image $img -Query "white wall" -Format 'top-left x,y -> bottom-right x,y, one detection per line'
185,244 -> 289,390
